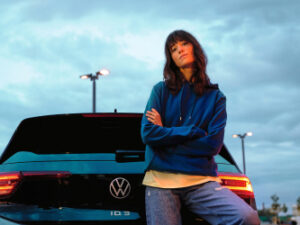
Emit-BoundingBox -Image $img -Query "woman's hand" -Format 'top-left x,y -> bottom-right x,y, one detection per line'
146,108 -> 163,126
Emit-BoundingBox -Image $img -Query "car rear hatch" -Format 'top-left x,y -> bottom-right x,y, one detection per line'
0,114 -> 146,224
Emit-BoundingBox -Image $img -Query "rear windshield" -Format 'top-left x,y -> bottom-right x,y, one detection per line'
1,114 -> 241,173
2,115 -> 145,160
215,155 -> 239,173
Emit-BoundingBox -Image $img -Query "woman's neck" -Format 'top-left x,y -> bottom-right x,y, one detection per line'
180,66 -> 194,82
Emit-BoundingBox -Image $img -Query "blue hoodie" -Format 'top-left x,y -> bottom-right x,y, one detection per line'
141,81 -> 227,176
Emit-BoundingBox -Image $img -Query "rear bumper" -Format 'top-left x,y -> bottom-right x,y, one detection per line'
0,204 -> 143,224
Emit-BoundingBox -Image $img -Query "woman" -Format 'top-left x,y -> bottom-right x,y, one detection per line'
141,30 -> 260,225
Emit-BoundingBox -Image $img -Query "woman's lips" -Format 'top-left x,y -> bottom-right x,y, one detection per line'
180,54 -> 188,60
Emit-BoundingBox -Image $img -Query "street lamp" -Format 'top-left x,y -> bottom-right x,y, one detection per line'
80,68 -> 110,113
232,132 -> 253,174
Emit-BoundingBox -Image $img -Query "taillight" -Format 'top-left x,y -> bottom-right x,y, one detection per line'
218,173 -> 254,199
0,171 -> 71,199
0,172 -> 21,198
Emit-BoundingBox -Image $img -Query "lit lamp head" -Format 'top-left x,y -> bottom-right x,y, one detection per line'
246,132 -> 253,137
96,68 -> 110,76
80,74 -> 92,80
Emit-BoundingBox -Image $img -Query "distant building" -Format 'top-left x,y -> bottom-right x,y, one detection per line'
291,205 -> 300,224
292,205 -> 300,216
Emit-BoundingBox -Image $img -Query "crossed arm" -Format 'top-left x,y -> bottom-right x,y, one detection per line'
141,91 -> 226,157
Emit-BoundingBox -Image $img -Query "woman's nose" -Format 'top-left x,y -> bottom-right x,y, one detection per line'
178,45 -> 184,53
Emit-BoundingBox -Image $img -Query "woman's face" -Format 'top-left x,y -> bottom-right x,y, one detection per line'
170,40 -> 195,69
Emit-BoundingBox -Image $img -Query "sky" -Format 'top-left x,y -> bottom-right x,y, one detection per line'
0,0 -> 299,213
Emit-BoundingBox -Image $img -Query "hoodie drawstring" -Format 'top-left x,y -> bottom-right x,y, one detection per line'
179,83 -> 197,125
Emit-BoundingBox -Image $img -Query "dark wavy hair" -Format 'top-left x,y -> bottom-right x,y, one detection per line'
163,30 -> 215,96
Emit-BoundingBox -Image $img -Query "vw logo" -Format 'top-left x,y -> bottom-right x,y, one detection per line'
109,177 -> 131,199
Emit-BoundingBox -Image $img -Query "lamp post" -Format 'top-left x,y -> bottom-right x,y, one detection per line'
232,132 -> 252,174
80,68 -> 110,113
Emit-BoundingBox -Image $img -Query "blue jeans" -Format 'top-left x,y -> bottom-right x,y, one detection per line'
145,181 -> 260,225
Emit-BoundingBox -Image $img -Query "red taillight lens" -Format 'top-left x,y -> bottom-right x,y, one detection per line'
0,171 -> 71,199
219,173 -> 254,199
0,172 -> 21,198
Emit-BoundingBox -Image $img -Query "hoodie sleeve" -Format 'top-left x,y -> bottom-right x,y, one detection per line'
141,82 -> 206,147
172,91 -> 227,157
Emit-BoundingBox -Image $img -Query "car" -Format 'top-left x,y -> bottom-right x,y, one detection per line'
0,113 -> 257,224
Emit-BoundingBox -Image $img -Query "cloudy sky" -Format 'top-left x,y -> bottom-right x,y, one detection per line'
1,0 -> 299,213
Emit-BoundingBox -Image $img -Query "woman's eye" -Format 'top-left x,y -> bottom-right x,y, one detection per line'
171,47 -> 177,52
